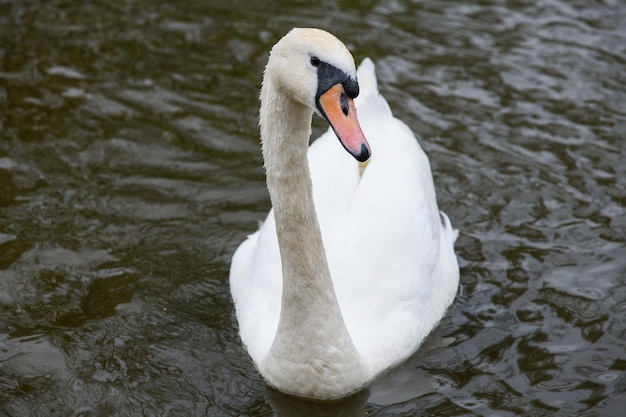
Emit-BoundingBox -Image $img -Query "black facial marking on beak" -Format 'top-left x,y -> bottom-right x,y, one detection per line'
342,77 -> 359,99
314,60 -> 359,102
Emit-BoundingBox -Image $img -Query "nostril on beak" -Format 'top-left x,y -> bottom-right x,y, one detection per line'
340,93 -> 349,116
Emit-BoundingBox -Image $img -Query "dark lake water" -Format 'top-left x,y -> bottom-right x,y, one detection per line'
1,0 -> 625,416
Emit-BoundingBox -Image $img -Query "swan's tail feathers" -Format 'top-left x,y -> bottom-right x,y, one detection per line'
355,58 -> 393,122
356,58 -> 379,100
440,211 -> 459,244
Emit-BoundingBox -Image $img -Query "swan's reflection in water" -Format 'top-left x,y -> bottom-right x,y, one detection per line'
266,386 -> 370,417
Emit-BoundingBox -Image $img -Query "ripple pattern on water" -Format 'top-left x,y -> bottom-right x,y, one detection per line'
1,0 -> 625,415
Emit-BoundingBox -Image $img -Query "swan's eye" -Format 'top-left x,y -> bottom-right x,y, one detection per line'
310,56 -> 321,67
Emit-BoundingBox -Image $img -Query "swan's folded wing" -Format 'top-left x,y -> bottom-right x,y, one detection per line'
229,212 -> 283,364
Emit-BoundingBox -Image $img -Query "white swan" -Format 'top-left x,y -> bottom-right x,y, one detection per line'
229,28 -> 459,400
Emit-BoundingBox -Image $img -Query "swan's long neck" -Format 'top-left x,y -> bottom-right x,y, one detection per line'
258,74 -> 366,398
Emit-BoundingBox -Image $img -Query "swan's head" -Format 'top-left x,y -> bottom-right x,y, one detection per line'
264,28 -> 371,162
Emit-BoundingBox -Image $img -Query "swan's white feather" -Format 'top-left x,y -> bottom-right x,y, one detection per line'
230,53 -> 459,395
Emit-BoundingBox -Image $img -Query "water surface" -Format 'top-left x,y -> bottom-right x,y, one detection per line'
1,0 -> 625,416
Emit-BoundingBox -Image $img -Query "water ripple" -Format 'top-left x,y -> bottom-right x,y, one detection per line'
1,0 -> 625,415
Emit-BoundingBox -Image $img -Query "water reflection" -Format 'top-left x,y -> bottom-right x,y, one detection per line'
267,387 -> 369,417
1,0 -> 625,415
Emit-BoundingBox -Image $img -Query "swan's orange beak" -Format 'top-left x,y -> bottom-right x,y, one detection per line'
318,84 -> 371,162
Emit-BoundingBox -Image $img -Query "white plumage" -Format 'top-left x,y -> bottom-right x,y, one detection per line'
230,28 -> 459,399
